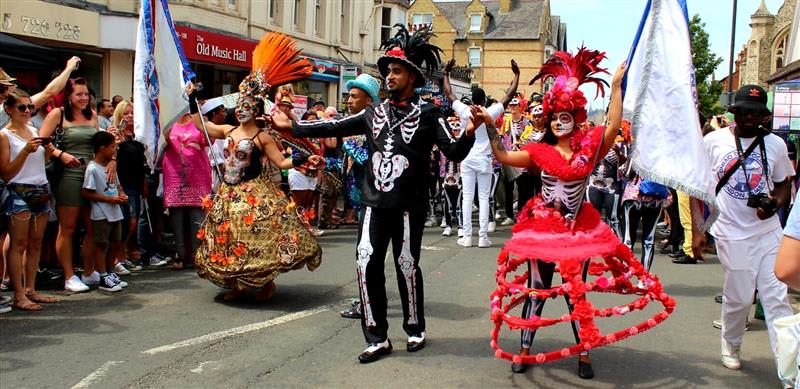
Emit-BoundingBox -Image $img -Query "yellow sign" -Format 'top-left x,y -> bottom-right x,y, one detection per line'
1,0 -> 99,46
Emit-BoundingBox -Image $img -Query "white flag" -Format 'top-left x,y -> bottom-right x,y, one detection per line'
622,0 -> 717,227
133,0 -> 195,168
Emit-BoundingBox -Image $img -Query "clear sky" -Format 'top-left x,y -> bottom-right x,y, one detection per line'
549,0 -> 786,109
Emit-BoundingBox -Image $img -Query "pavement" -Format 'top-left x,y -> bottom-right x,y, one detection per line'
0,223 -> 787,388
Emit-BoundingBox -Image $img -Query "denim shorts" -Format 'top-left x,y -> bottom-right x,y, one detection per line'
124,189 -> 141,218
3,183 -> 52,216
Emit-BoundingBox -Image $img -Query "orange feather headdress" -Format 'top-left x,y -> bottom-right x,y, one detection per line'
238,32 -> 313,99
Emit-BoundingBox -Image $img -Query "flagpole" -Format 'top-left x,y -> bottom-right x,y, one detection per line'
194,96 -> 224,183
727,0 -> 738,93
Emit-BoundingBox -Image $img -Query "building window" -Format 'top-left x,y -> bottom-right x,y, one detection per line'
411,13 -> 433,26
469,14 -> 481,32
774,32 -> 788,70
468,47 -> 481,67
270,0 -> 279,24
381,7 -> 392,43
340,0 -> 351,45
227,0 -> 236,7
294,0 -> 306,32
314,0 -> 326,38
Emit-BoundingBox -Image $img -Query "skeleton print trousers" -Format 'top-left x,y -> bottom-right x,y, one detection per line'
356,206 -> 426,344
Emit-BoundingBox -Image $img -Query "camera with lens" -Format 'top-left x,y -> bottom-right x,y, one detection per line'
747,193 -> 776,213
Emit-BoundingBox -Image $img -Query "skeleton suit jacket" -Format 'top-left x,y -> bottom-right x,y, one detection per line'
293,96 -> 475,211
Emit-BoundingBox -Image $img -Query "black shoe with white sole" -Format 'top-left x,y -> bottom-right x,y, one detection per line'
358,340 -> 392,363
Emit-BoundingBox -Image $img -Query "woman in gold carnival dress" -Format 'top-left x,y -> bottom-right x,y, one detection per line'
188,33 -> 323,301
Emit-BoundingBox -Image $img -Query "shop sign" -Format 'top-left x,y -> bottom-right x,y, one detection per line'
175,26 -> 256,69
302,56 -> 340,82
292,95 -> 308,118
340,65 -> 358,87
0,0 -> 99,46
773,81 -> 800,132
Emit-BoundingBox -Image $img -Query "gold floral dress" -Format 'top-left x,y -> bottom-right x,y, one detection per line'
195,130 -> 322,290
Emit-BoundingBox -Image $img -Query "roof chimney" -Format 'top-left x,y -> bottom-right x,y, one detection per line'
500,0 -> 512,13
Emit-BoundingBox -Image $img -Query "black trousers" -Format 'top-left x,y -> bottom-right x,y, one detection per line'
356,206 -> 426,344
622,200 -> 662,271
442,185 -> 462,228
588,187 -> 621,237
520,259 -> 587,350
666,188 -> 683,247
516,172 -> 539,213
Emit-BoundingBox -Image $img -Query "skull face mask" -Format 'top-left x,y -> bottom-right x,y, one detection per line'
553,111 -> 574,137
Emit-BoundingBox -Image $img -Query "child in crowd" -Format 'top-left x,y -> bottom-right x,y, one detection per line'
82,131 -> 128,292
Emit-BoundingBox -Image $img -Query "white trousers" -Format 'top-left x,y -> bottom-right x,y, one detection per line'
718,228 -> 793,357
460,164 -> 492,239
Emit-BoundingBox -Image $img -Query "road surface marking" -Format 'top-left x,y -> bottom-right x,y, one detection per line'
190,361 -> 221,374
142,302 -> 340,355
71,361 -> 124,389
421,245 -> 445,251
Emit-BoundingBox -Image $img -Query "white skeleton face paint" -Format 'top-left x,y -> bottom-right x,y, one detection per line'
553,111 -> 574,137
236,97 -> 256,123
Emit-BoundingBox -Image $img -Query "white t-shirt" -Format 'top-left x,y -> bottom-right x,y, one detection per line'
705,128 -> 795,240
83,160 -> 125,222
452,100 -> 504,172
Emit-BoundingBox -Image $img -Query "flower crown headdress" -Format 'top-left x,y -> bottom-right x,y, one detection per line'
529,47 -> 609,125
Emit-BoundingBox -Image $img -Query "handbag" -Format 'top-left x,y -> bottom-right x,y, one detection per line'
639,180 -> 669,199
45,108 -> 65,183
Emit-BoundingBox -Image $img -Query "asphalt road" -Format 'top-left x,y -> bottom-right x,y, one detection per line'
0,224 -> 786,388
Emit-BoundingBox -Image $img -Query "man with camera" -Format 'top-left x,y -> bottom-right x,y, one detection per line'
700,84 -> 794,372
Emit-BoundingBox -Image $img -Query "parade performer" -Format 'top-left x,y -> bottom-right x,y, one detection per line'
189,32 -> 323,302
483,48 -> 675,378
271,24 -> 477,363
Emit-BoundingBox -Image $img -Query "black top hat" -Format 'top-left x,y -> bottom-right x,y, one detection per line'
378,24 -> 443,88
729,84 -> 769,113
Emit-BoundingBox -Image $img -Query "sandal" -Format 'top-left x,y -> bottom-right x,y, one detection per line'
26,292 -> 59,303
13,299 -> 42,311
254,281 -> 276,302
172,261 -> 185,270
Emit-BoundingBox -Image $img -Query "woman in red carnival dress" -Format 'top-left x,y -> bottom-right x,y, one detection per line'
479,48 -> 676,379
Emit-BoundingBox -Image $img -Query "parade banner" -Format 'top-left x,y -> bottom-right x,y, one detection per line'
133,0 -> 196,168
622,0 -> 717,227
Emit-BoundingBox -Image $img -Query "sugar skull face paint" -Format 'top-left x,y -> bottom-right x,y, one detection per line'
530,129 -> 545,142
553,111 -> 574,137
236,97 -> 256,123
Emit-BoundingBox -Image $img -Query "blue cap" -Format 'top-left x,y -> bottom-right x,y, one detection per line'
345,74 -> 381,102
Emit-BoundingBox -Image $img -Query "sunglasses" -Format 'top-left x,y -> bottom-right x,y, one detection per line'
733,107 -> 769,116
16,104 -> 35,112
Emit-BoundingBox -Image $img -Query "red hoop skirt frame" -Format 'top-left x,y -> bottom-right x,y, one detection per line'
489,130 -> 676,365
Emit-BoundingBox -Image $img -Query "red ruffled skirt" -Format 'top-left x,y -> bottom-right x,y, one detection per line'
490,197 -> 676,364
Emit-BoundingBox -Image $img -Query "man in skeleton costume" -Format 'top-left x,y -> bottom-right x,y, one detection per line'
272,25 -> 476,363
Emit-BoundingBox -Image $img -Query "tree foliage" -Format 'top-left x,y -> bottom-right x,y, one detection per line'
689,14 -> 725,115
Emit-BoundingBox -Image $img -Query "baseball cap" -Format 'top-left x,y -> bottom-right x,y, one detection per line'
531,104 -> 543,116
509,98 -> 520,106
0,68 -> 16,86
729,84 -> 769,113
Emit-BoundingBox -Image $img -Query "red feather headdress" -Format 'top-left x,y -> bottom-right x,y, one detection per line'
529,47 -> 609,125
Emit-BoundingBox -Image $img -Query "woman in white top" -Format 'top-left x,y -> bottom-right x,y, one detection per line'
0,91 -> 57,311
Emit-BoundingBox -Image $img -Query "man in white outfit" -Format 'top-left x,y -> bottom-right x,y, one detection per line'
698,85 -> 794,375
442,59 -> 519,248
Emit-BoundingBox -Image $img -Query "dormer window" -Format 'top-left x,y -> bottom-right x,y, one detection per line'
469,14 -> 481,32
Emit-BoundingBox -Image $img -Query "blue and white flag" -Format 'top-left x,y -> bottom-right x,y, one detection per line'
133,0 -> 195,168
622,0 -> 717,227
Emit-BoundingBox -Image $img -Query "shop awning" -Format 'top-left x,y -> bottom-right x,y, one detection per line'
0,33 -> 56,70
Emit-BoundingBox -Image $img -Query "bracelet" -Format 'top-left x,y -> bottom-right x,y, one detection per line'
56,150 -> 63,158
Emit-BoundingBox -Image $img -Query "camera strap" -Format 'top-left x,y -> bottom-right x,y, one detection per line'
715,131 -> 766,195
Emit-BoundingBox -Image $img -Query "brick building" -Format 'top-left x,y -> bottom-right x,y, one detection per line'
406,0 -> 566,99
